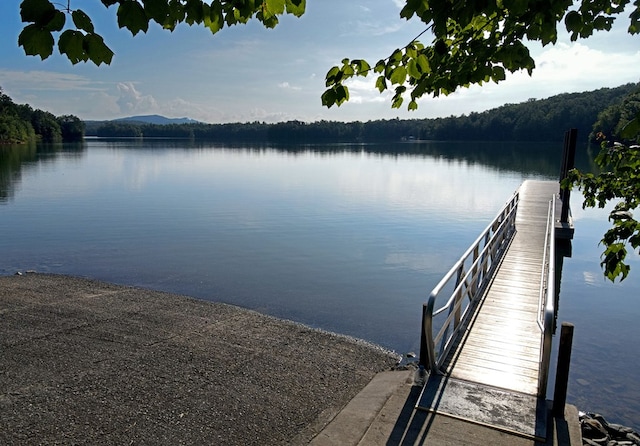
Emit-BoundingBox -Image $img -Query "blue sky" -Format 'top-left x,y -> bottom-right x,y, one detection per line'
1,1 -> 639,123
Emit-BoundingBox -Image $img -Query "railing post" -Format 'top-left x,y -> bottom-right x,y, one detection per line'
471,245 -> 479,296
419,303 -> 428,367
560,129 -> 577,223
421,300 -> 438,373
453,265 -> 464,328
481,232 -> 490,278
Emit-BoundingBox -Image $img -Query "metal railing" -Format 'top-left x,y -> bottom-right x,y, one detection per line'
420,191 -> 519,373
537,195 -> 557,398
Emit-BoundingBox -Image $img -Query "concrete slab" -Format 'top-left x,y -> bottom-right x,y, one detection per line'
312,370 -> 583,446
309,370 -> 413,446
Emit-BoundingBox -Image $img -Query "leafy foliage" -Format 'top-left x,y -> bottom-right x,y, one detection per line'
18,0 -> 306,65
565,85 -> 640,281
322,0 -> 640,110
566,139 -> 640,281
0,87 -> 83,143
564,87 -> 640,282
591,87 -> 640,141
57,115 -> 85,141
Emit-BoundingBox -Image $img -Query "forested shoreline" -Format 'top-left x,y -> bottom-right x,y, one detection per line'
86,83 -> 640,143
3,82 -> 639,145
0,88 -> 84,144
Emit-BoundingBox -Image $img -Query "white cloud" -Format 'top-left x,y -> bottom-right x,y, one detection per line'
0,69 -> 99,92
116,82 -> 159,115
344,77 -> 389,104
278,81 -> 302,91
516,42 -> 640,89
346,20 -> 403,37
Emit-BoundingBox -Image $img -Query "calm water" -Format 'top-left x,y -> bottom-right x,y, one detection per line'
1,139 -> 639,427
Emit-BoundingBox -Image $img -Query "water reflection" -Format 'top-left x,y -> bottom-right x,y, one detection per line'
0,138 -> 564,202
0,142 -> 86,203
0,142 -> 37,203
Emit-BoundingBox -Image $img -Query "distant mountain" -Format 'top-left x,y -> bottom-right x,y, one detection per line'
114,115 -> 200,125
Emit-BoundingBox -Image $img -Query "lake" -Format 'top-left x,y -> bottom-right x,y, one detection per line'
1,139 -> 639,427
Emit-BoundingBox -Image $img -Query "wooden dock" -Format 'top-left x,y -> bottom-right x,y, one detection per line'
417,180 -> 564,441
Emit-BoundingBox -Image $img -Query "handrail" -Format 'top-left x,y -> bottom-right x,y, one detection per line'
537,199 -> 553,332
420,191 -> 519,373
538,194 -> 556,398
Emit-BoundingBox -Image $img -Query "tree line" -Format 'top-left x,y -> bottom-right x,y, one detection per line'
88,83 -> 639,143
0,87 -> 84,144
4,82 -> 639,145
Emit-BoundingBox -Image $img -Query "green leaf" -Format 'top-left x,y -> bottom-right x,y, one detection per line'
601,243 -> 630,281
204,2 -> 224,34
18,24 -> 54,59
408,100 -> 418,111
117,1 -> 149,35
20,0 -> 54,24
375,75 -> 387,93
325,66 -> 340,85
285,0 -> 306,17
264,0 -> 286,19
321,88 -> 336,108
593,15 -> 613,31
321,84 -> 349,108
390,66 -> 407,85
508,0 -> 529,14
184,0 -> 205,25
83,33 -> 114,65
391,85 -> 406,108
491,66 -> 506,83
58,29 -> 88,64
262,16 -> 280,29
72,10 -> 94,33
353,59 -> 370,76
620,117 -> 640,140
400,0 -> 420,19
335,84 -> 349,105
143,0 -> 170,24
407,59 -> 421,79
416,54 -> 430,73
341,64 -> 354,77
42,9 -> 65,32
389,49 -> 403,63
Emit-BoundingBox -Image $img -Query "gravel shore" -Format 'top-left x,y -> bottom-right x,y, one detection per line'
0,273 -> 398,445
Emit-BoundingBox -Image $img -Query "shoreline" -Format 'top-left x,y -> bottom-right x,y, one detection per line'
1,273 -> 398,445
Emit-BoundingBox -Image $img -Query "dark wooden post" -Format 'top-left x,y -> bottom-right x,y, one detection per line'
552,322 -> 574,417
419,304 -> 428,367
559,129 -> 577,223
